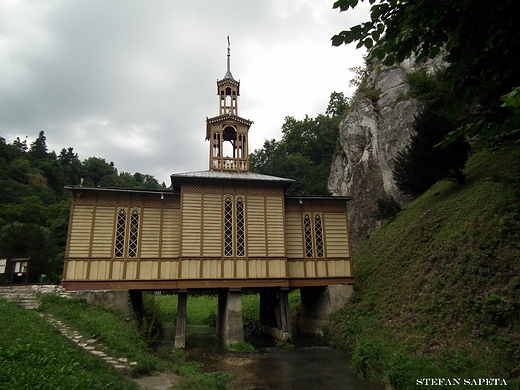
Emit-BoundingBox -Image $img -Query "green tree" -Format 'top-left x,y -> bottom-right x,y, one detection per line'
27,130 -> 48,161
82,157 -> 118,187
58,147 -> 83,186
332,0 -> 519,143
392,110 -> 470,197
250,92 -> 348,195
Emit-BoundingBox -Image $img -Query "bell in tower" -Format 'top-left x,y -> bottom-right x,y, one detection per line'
206,38 -> 253,172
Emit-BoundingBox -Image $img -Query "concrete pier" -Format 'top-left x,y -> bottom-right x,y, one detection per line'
216,288 -> 244,346
299,285 -> 353,336
174,290 -> 187,349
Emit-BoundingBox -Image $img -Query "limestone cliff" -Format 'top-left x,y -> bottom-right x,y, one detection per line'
328,63 -> 424,252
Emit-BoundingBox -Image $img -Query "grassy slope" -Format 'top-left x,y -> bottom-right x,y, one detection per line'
326,144 -> 520,389
0,298 -> 140,390
1,295 -> 233,390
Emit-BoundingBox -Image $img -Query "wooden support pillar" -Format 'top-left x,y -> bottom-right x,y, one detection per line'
279,288 -> 291,334
217,288 -> 244,346
174,289 -> 187,349
259,288 -> 292,341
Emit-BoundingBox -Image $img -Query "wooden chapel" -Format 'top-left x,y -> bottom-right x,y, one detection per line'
61,43 -> 354,346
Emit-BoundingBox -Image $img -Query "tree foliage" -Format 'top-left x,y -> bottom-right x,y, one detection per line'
0,132 -> 165,282
249,92 -> 349,196
332,0 -> 520,143
392,110 -> 470,197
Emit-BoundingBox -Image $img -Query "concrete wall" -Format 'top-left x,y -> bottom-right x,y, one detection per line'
71,289 -> 137,316
299,284 -> 353,336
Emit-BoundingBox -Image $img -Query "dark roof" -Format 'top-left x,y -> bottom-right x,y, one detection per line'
65,186 -> 178,195
170,170 -> 295,191
171,170 -> 294,183
285,195 -> 353,201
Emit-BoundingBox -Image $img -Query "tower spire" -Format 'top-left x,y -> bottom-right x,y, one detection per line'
227,36 -> 231,74
223,36 -> 235,81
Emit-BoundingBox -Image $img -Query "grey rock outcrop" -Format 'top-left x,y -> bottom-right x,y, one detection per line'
329,64 -> 424,252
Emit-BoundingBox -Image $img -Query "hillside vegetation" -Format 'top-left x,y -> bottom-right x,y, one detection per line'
0,295 -> 232,390
326,143 -> 520,389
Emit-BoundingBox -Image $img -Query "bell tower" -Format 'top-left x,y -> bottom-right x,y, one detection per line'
206,38 -> 252,172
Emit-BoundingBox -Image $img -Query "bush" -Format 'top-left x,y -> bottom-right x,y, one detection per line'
372,195 -> 402,221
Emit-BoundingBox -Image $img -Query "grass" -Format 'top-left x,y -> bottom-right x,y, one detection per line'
325,144 -> 520,389
1,294 -> 233,390
154,290 -> 301,329
1,289 -> 302,390
38,293 -> 168,377
0,298 -> 140,390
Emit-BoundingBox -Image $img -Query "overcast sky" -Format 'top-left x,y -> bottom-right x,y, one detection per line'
0,0 -> 370,185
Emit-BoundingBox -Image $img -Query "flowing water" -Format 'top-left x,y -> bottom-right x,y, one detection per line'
178,326 -> 384,390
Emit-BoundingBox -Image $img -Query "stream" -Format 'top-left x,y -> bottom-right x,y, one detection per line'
173,326 -> 384,390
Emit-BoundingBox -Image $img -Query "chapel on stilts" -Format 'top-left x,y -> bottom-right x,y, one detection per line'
61,40 -> 354,347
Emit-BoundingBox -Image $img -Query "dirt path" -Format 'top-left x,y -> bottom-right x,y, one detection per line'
129,373 -> 180,390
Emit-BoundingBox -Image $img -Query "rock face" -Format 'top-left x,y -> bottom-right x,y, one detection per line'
328,65 -> 423,253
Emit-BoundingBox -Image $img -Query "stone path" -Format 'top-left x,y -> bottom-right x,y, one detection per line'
38,312 -> 138,374
1,285 -> 179,389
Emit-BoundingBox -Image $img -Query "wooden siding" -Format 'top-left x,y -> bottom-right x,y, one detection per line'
91,206 -> 115,257
265,196 -> 285,257
162,209 -> 180,257
141,208 -> 161,258
181,192 -> 202,257
202,193 -> 222,256
247,196 -> 267,256
67,205 -> 93,258
63,187 -> 353,287
285,212 -> 303,258
323,213 -> 350,258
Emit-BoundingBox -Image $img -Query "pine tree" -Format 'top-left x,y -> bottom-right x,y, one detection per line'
393,110 -> 470,197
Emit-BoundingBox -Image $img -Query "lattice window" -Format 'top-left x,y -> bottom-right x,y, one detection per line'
128,208 -> 140,258
236,196 -> 245,256
314,213 -> 324,258
223,195 -> 246,257
114,207 -> 127,258
304,213 -> 314,258
303,212 -> 325,258
114,207 -> 141,258
224,195 -> 234,256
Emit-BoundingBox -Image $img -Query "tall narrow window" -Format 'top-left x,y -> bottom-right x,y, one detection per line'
114,207 -> 127,258
128,208 -> 140,258
114,207 -> 141,258
223,195 -> 246,257
303,212 -> 324,258
314,213 -> 324,258
236,196 -> 245,256
224,195 -> 234,256
304,213 -> 313,258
